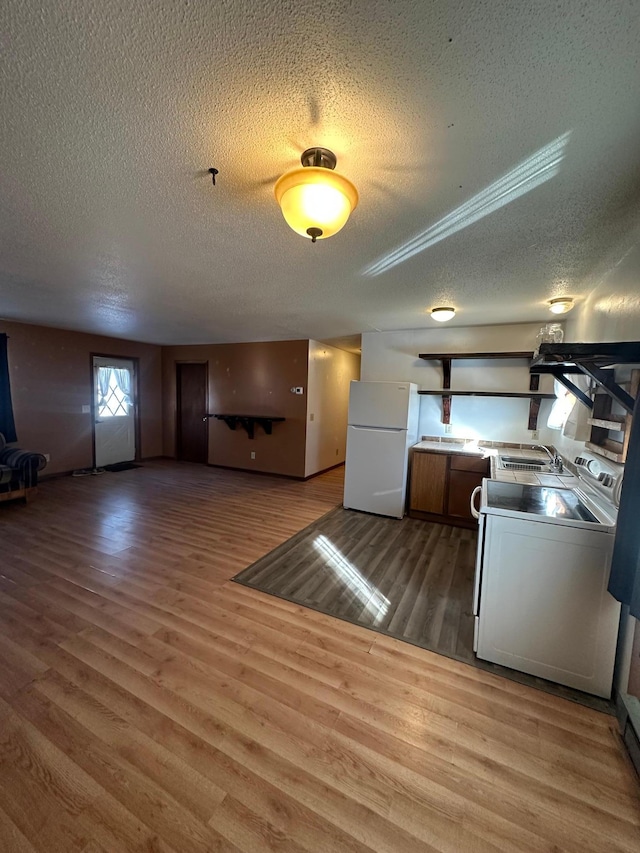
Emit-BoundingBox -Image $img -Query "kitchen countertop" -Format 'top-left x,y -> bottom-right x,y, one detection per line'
411,440 -> 577,488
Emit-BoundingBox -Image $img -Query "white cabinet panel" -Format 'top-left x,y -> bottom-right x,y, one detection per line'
477,514 -> 619,697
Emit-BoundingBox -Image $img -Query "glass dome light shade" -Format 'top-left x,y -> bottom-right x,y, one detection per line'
430,307 -> 456,322
274,166 -> 358,240
548,297 -> 573,314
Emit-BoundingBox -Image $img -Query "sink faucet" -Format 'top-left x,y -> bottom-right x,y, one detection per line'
533,445 -> 563,473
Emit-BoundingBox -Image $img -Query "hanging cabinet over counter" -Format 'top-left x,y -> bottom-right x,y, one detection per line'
417,351 -> 555,430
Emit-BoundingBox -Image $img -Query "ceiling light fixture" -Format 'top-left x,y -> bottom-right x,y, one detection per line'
548,297 -> 574,314
274,148 -> 358,243
430,307 -> 456,322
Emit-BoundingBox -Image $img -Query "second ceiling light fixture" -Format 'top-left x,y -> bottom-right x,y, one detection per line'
275,148 -> 358,242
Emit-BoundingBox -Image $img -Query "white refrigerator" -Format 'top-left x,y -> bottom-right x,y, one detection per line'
343,381 -> 420,519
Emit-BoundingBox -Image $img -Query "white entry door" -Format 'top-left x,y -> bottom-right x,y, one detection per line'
93,356 -> 136,467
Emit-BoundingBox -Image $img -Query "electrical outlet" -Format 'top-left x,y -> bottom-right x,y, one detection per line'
250,451 -> 256,460
82,404 -> 91,414
309,413 -> 315,421
444,424 -> 452,434
531,430 -> 539,440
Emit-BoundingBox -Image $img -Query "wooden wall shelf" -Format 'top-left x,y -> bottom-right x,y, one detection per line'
531,341 -> 640,414
417,351 -> 548,428
205,414 -> 285,440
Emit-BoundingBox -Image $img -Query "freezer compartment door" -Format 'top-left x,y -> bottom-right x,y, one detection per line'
343,425 -> 409,518
348,381 -> 416,430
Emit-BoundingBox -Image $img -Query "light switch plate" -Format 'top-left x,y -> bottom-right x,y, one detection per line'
82,404 -> 91,414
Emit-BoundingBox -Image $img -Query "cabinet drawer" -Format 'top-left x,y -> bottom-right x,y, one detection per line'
450,454 -> 490,474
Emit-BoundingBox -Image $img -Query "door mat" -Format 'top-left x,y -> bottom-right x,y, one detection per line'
103,462 -> 142,472
232,506 -> 613,713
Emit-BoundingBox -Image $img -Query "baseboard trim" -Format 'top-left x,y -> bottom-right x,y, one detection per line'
302,461 -> 345,480
208,463 -> 304,480
208,461 -> 345,481
616,691 -> 640,779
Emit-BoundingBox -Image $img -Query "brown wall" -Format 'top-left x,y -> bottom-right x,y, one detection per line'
0,319 -> 163,475
162,340 -> 309,478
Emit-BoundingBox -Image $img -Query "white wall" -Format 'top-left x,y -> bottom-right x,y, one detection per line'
568,226 -> 640,345
305,341 -> 360,477
360,323 -> 555,444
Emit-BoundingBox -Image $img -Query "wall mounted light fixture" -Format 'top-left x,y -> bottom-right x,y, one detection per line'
274,148 -> 358,242
430,307 -> 456,322
548,297 -> 574,314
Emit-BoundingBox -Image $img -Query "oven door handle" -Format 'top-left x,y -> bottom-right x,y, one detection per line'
470,485 -> 482,520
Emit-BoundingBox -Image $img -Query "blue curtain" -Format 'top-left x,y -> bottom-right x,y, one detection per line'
0,334 -> 17,443
608,396 -> 640,618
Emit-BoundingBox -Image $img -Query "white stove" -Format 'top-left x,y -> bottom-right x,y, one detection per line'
471,451 -> 623,698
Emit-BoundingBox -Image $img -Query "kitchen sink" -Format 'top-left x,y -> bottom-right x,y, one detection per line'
499,455 -> 547,471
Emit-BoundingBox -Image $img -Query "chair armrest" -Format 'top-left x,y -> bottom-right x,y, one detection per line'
0,447 -> 47,473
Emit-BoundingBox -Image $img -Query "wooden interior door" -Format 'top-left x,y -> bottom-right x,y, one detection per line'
176,363 -> 208,463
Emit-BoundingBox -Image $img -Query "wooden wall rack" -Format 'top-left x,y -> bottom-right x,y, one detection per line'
585,370 -> 639,463
205,414 -> 285,440
417,351 -> 554,428
530,341 -> 640,414
530,341 -> 640,464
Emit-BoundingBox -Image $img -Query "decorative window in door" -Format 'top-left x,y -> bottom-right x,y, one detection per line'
96,366 -> 132,418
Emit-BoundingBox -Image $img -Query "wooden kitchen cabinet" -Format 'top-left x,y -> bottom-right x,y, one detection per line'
409,450 -> 490,528
409,451 -> 447,513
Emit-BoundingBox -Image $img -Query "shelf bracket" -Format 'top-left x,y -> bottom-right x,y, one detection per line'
441,358 -> 451,424
441,358 -> 452,390
528,397 -> 541,431
442,395 -> 452,425
207,414 -> 285,439
577,363 -> 635,414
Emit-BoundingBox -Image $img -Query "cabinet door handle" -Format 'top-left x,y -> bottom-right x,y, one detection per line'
470,485 -> 482,520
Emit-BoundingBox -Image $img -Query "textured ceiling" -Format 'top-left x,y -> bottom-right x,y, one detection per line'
1,0 -> 639,344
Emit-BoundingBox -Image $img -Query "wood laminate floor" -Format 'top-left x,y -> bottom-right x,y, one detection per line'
0,460 -> 638,852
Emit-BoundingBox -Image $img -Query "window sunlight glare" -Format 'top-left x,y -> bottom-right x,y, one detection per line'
313,534 -> 390,623
362,131 -> 571,277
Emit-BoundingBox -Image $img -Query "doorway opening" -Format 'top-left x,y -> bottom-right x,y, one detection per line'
176,362 -> 208,463
92,355 -> 138,468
